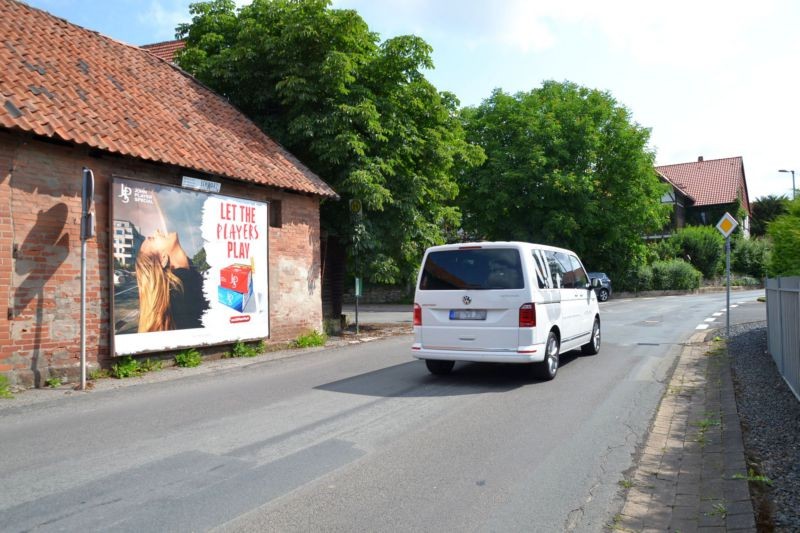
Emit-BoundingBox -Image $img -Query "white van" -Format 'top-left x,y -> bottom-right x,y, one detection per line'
412,241 -> 601,380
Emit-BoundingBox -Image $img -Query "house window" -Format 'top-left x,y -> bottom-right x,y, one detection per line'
269,200 -> 282,228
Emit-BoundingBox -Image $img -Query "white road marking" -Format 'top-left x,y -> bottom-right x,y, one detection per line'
696,324 -> 710,330
704,318 -> 716,322
713,312 -> 723,317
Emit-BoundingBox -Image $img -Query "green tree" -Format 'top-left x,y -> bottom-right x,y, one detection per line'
750,194 -> 788,237
176,0 -> 482,284
767,197 -> 800,276
458,82 -> 670,281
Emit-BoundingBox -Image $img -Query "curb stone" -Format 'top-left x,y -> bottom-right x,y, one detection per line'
613,330 -> 756,532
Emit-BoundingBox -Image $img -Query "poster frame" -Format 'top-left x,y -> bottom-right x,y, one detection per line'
109,174 -> 271,357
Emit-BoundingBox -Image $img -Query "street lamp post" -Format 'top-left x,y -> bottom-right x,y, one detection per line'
779,169 -> 796,200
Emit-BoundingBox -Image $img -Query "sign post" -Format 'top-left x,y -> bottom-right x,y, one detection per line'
354,277 -> 362,335
350,199 -> 363,335
80,168 -> 95,391
715,212 -> 739,338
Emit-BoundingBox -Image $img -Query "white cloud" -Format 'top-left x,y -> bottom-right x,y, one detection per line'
139,0 -> 188,41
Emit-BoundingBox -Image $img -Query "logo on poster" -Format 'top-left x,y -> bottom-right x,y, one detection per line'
118,184 -> 132,204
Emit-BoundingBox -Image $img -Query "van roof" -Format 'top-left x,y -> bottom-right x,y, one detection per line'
425,241 -> 577,256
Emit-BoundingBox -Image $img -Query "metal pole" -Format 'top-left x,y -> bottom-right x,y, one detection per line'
726,235 -> 731,338
355,283 -> 359,335
793,170 -> 796,201
80,235 -> 86,390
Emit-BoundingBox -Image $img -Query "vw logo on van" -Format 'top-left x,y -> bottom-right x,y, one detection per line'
463,296 -> 472,305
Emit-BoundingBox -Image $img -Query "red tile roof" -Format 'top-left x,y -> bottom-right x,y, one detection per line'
141,40 -> 186,63
0,0 -> 337,198
656,156 -> 750,215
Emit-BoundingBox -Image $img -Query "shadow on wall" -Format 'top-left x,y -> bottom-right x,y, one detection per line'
13,203 -> 70,387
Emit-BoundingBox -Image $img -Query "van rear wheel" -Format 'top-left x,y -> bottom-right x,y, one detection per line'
425,359 -> 455,375
534,331 -> 559,381
582,318 -> 601,355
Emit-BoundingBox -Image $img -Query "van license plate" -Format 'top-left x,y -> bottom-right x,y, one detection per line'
450,309 -> 487,320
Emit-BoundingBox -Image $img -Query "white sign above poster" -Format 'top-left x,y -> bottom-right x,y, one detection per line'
182,176 -> 221,194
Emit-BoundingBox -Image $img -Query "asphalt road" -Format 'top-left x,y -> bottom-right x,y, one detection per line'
0,290 -> 765,532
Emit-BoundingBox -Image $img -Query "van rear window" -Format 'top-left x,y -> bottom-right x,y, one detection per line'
419,248 -> 524,290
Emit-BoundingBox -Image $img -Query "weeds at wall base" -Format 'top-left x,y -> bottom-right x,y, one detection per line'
0,375 -> 13,399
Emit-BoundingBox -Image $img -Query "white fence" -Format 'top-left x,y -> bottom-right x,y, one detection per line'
766,277 -> 800,402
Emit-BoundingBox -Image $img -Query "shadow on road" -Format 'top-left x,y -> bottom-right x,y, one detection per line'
315,351 -> 582,398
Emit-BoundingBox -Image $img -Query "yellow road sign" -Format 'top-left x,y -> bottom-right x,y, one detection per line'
715,212 -> 738,238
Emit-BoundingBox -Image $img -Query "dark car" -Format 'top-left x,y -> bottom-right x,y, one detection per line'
588,272 -> 612,302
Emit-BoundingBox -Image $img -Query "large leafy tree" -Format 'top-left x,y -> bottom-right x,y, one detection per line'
176,0 -> 483,284
750,194 -> 788,237
458,82 -> 670,279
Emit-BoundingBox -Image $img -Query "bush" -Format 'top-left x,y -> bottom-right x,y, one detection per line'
732,276 -> 761,287
672,226 -> 725,279
293,330 -> 327,348
767,198 -> 800,277
731,237 -> 770,279
619,264 -> 653,292
651,259 -> 702,290
648,238 -> 680,262
175,348 -> 202,368
224,340 -> 265,358
111,356 -> 143,379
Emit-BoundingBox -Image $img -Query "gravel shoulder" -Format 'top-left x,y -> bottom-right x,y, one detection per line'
728,322 -> 800,531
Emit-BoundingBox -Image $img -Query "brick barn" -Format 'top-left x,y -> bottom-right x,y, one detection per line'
0,0 -> 337,388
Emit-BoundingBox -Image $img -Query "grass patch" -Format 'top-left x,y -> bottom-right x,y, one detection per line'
89,368 -> 110,380
732,468 -> 773,486
691,415 -> 721,447
111,356 -> 164,378
618,478 -> 634,489
139,358 -> 163,373
224,340 -> 265,358
692,416 -> 721,430
0,375 -> 14,399
175,348 -> 202,368
45,376 -> 62,388
608,514 -> 633,532
111,356 -> 143,379
706,501 -> 728,518
292,330 -> 327,348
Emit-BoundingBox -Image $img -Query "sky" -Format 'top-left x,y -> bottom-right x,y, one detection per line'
22,0 -> 800,201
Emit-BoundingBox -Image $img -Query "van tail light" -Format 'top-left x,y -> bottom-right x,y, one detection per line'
413,303 -> 422,326
519,303 -> 536,328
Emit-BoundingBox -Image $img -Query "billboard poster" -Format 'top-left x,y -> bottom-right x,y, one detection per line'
111,177 -> 269,355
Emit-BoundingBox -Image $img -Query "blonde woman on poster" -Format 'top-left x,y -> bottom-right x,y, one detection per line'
135,229 -> 209,332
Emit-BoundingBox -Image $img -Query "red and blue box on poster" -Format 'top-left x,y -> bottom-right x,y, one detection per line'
218,264 -> 253,312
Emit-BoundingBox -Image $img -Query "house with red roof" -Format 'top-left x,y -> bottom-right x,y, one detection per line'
141,40 -> 186,62
0,0 -> 337,388
655,156 -> 751,237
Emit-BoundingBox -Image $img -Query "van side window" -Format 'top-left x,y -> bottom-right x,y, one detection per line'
568,255 -> 589,288
531,250 -> 548,289
554,252 -> 576,288
545,251 -> 564,288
